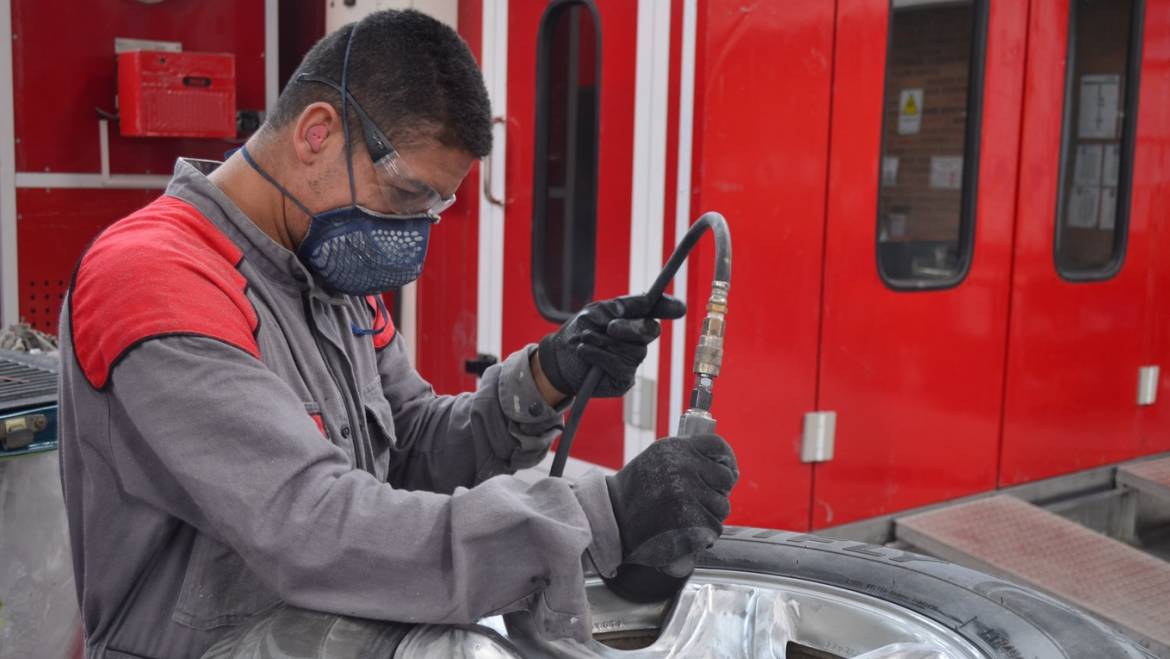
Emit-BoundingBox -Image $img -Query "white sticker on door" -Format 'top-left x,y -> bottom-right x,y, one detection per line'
1103,144 -> 1121,186
1067,185 -> 1101,229
898,89 -> 923,135
882,156 -> 899,187
1099,187 -> 1118,230
1073,144 -> 1104,186
1078,74 -> 1121,139
929,156 -> 963,189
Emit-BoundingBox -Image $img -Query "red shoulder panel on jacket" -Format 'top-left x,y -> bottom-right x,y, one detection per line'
364,295 -> 397,350
70,195 -> 260,389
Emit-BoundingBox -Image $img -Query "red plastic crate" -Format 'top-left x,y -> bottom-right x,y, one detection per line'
117,50 -> 236,138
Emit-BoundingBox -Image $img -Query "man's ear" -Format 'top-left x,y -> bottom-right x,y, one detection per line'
292,102 -> 340,164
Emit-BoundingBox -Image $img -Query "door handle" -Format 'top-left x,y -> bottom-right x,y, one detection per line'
465,353 -> 500,377
483,116 -> 506,207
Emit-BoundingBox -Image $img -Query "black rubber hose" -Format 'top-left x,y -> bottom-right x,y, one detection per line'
549,212 -> 730,478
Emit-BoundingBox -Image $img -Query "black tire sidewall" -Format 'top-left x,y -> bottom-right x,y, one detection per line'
697,528 -> 1153,659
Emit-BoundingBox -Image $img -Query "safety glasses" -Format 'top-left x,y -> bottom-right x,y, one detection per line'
297,74 -> 457,217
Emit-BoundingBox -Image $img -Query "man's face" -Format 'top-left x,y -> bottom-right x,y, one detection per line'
285,102 -> 475,245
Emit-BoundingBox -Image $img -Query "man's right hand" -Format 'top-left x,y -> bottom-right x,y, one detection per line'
605,434 -> 738,573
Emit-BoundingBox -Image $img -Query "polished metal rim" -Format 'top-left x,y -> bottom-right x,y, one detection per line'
473,568 -> 986,658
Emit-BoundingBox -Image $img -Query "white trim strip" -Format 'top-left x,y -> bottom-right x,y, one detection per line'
399,281 -> 418,365
0,0 -> 18,326
99,120 -> 111,178
14,172 -> 171,190
669,0 -> 698,435
265,0 -> 279,113
625,0 -> 672,464
477,1 -> 507,372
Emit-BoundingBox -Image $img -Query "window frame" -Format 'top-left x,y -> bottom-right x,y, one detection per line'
531,0 -> 603,323
1052,0 -> 1145,282
873,0 -> 990,292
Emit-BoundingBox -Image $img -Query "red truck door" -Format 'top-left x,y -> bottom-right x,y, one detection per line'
811,0 -> 1026,527
1001,0 -> 1158,484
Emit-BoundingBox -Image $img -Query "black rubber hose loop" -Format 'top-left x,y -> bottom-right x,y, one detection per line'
550,212 -> 730,478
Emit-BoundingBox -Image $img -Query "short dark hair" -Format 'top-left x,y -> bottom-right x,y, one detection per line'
268,9 -> 492,158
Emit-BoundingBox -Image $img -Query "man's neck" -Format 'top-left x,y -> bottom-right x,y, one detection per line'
209,142 -> 301,252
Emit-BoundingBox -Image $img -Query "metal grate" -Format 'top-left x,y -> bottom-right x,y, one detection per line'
0,350 -> 58,407
897,494 -> 1170,654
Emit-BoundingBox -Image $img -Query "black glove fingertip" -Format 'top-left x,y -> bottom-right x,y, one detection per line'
651,294 -> 688,320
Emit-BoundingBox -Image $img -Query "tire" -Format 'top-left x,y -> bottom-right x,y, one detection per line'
204,527 -> 1156,658
701,527 -> 1155,659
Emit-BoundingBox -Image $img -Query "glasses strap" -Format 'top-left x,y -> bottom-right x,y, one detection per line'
340,24 -> 359,208
240,145 -> 316,219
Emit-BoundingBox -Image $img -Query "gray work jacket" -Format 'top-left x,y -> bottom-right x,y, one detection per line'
57,158 -> 621,659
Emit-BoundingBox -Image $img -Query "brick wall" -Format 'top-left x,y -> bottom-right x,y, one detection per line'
878,4 -> 975,246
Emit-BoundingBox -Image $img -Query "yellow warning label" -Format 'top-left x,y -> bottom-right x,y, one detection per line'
898,89 -> 923,135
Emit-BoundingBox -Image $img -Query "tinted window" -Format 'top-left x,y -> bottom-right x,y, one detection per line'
1055,0 -> 1142,279
876,0 -> 986,289
532,1 -> 600,321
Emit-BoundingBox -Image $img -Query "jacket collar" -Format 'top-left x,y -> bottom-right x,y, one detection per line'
164,158 -> 348,304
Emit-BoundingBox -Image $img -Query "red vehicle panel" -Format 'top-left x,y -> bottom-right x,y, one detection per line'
811,0 -> 1026,526
1000,0 -> 1153,485
686,0 -> 835,531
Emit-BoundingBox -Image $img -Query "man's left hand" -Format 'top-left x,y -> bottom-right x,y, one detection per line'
536,294 -> 687,399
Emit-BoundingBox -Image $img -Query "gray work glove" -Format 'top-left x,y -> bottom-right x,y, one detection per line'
605,434 -> 738,580
537,294 -> 687,398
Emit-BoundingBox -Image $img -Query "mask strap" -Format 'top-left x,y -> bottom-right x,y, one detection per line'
340,24 -> 359,208
353,295 -> 391,337
240,146 -> 316,219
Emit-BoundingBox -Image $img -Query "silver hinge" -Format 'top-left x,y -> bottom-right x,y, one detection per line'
1138,365 -> 1160,406
801,411 -> 837,463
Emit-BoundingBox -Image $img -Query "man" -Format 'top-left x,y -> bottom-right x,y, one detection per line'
58,10 -> 737,658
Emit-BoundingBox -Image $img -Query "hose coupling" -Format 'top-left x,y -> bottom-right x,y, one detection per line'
693,280 -> 729,379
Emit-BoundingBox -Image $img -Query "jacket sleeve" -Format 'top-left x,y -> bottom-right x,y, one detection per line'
376,334 -> 569,493
105,335 -> 618,638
